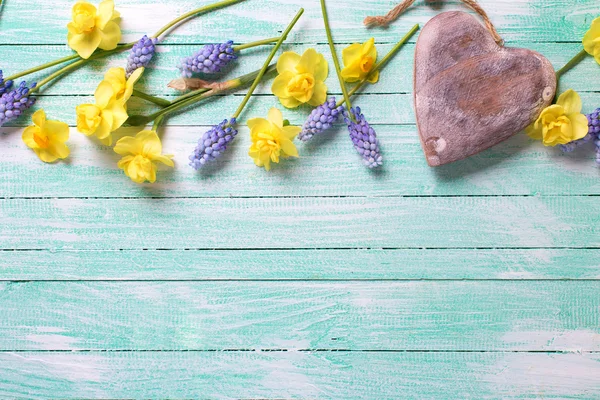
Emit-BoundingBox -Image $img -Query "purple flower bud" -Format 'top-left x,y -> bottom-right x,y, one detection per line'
179,41 -> 237,78
344,107 -> 382,168
298,97 -> 345,142
0,81 -> 36,127
189,118 -> 238,169
0,70 -> 14,96
126,35 -> 157,78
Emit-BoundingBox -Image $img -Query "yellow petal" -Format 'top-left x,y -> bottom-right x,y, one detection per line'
278,96 -> 302,109
114,135 -> 142,156
151,154 -> 175,167
570,113 -> 590,141
341,62 -> 361,82
35,148 -> 59,163
525,121 -> 542,140
583,17 -> 600,55
279,137 -> 298,158
95,80 -> 116,108
31,109 -> 46,128
282,125 -> 301,140
296,48 -> 319,76
76,104 -> 101,135
308,81 -> 327,107
22,126 -> 39,149
68,29 -> 102,59
45,119 -> 70,142
367,70 -> 380,84
96,110 -> 114,140
312,53 -> 328,82
276,51 -> 301,74
271,71 -> 294,98
99,134 -> 113,146
556,89 -> 582,115
48,141 -> 70,160
98,21 -> 121,51
248,117 -> 272,134
106,101 -> 128,131
363,38 -> 377,60
342,43 -> 362,66
97,0 -> 115,29
136,130 -> 162,156
267,108 -> 284,128
123,67 -> 144,103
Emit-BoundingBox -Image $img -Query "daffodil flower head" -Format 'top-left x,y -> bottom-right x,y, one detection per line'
583,17 -> 600,65
103,67 -> 143,105
341,38 -> 379,83
22,110 -> 70,163
67,0 -> 121,59
114,130 -> 174,184
248,108 -> 300,171
271,48 -> 328,108
526,89 -> 589,147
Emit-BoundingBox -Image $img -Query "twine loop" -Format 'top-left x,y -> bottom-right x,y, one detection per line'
364,0 -> 504,46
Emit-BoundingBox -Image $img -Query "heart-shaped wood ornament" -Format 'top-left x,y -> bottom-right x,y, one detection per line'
414,11 -> 556,166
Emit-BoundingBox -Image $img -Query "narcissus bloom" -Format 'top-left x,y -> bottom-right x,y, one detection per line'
583,17 -> 600,65
76,67 -> 142,145
341,38 -> 379,83
271,49 -> 328,108
114,130 -> 174,183
526,89 -> 589,147
248,108 -> 300,171
22,110 -> 70,163
67,0 -> 121,59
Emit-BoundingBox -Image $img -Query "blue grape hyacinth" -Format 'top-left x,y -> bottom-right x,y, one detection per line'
189,118 -> 238,169
344,107 -> 382,168
126,35 -> 157,78
298,97 -> 345,142
179,41 -> 237,78
0,70 -> 14,96
0,81 -> 36,127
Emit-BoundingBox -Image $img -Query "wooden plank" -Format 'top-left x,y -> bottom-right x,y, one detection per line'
2,125 -> 600,198
0,0 -> 596,45
1,196 -> 599,250
1,351 -> 599,398
0,42 -> 596,96
0,281 -> 599,351
3,91 -> 599,128
2,248 -> 599,280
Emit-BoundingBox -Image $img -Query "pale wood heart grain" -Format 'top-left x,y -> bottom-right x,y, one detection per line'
414,11 -> 557,167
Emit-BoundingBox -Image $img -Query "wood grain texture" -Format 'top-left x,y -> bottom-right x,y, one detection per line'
2,248 -> 599,280
2,351 -> 600,398
1,196 -> 599,249
414,12 -> 556,166
1,0 -> 599,397
1,281 -> 599,351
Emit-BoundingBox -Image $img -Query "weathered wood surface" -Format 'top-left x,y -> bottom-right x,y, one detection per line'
1,0 -> 599,398
414,12 -> 556,166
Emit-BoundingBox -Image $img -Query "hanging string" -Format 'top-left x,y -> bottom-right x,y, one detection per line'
364,0 -> 503,46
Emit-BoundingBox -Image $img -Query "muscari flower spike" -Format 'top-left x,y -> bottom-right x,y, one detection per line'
0,81 -> 36,127
0,70 -> 14,96
126,35 -> 158,78
179,41 -> 237,78
189,118 -> 238,169
344,107 -> 382,168
298,97 -> 345,142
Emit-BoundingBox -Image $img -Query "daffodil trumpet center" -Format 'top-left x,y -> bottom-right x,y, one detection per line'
287,73 -> 315,99
32,129 -> 50,149
359,56 -> 375,73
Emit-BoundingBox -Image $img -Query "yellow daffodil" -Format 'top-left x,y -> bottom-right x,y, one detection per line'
114,130 -> 174,183
248,108 -> 300,171
526,89 -> 589,146
583,17 -> 600,65
76,67 -> 142,145
271,49 -> 328,108
341,38 -> 379,83
103,67 -> 143,104
22,110 -> 70,163
67,0 -> 121,59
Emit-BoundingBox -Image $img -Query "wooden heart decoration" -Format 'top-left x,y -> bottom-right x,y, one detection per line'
414,11 -> 556,167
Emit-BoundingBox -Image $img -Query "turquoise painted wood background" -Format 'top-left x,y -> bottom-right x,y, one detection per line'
1,0 -> 600,397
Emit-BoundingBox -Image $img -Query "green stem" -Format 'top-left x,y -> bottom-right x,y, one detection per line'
337,23 -> 419,107
132,89 -> 172,107
320,0 -> 353,120
556,48 -> 588,81
152,115 -> 165,131
233,37 -> 279,51
152,0 -> 245,38
31,58 -> 89,92
232,8 -> 304,119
